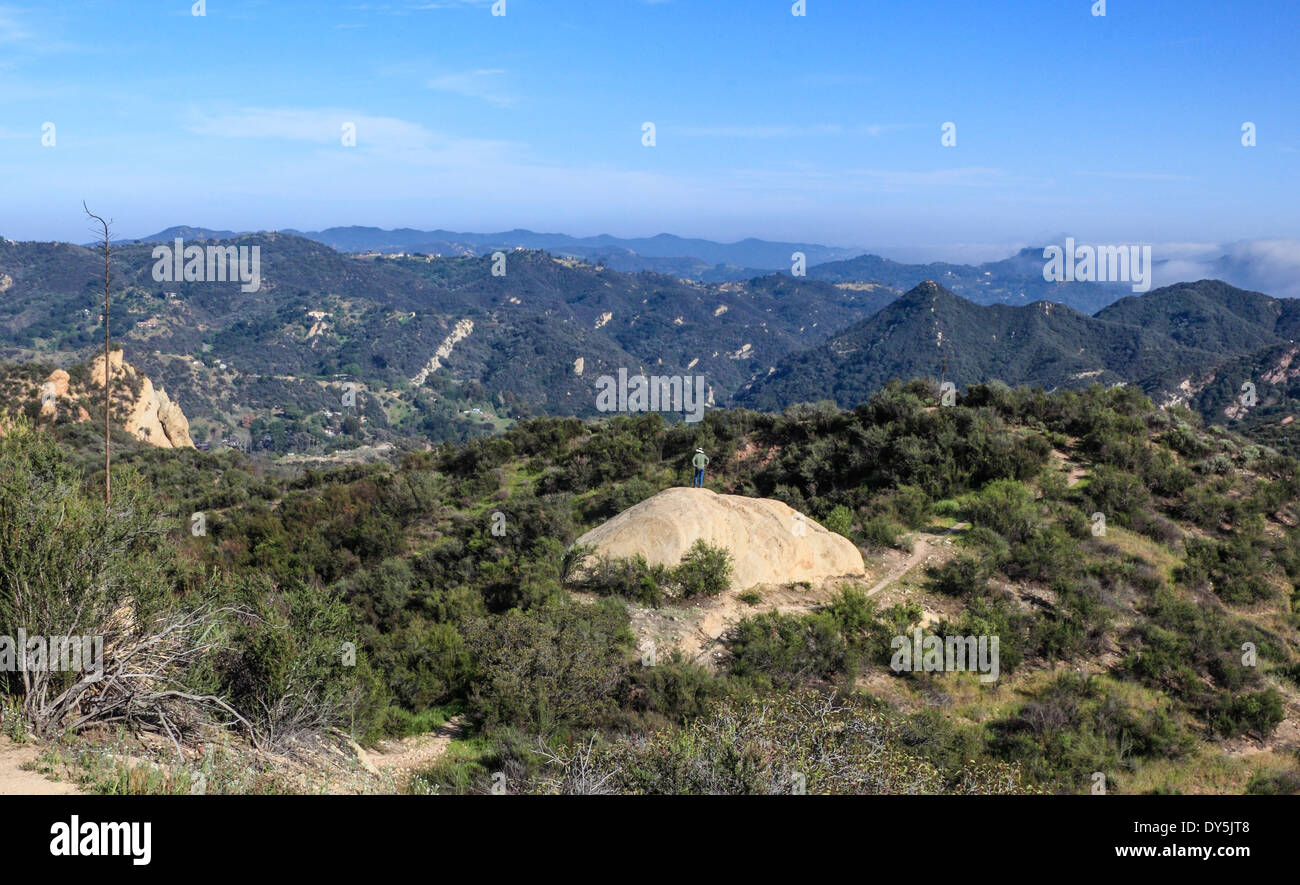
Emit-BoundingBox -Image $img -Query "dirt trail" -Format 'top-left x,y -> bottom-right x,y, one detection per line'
0,736 -> 80,795
864,522 -> 968,597
1052,448 -> 1086,487
364,718 -> 464,786
865,539 -> 934,597
668,524 -> 969,666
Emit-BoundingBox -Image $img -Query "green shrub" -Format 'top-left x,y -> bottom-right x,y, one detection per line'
577,554 -> 669,606
222,579 -> 377,744
508,691 -> 1035,795
926,555 -> 990,598
988,673 -> 1192,790
462,599 -> 634,733
965,479 -> 1039,544
822,504 -> 854,539
1244,769 -> 1300,795
1206,689 -> 1285,739
672,540 -> 732,599
1084,464 -> 1151,527
727,610 -> 849,685
939,594 -> 1028,675
1177,535 -> 1273,605
627,651 -> 726,723
369,618 -> 471,711
861,516 -> 907,550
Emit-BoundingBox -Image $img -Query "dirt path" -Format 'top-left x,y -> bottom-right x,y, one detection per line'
0,736 -> 80,795
865,523 -> 968,597
664,524 -> 970,666
1052,448 -> 1086,487
865,539 -> 934,597
364,718 -> 464,787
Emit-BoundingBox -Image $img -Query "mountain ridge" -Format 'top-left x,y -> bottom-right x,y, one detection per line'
736,278 -> 1300,443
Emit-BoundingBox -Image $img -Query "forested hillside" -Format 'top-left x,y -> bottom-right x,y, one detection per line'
740,280 -> 1300,456
0,233 -> 885,447
6,380 -> 1297,794
7,234 -> 1300,459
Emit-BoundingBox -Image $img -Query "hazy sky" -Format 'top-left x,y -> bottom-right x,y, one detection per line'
1,0 -> 1297,260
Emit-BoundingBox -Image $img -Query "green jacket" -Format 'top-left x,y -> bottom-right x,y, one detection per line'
692,452 -> 709,469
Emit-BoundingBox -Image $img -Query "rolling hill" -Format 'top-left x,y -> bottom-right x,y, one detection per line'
737,279 -> 1300,456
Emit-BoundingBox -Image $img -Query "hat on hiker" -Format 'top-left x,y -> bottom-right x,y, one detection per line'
695,448 -> 704,453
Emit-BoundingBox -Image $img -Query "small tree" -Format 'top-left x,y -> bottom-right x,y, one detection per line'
83,203 -> 112,504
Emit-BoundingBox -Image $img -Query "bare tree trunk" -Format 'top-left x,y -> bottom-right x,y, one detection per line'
83,203 -> 112,504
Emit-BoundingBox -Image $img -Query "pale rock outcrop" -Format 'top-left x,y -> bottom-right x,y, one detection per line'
47,369 -> 70,398
39,369 -> 69,418
86,352 -> 195,449
88,350 -> 125,388
573,487 -> 865,591
156,387 -> 195,448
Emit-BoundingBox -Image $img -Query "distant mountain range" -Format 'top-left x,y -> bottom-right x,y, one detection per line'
123,226 -> 858,284
0,232 -> 889,448
6,228 -> 1300,454
805,249 -> 1133,314
120,227 -> 1128,308
112,226 -> 1300,313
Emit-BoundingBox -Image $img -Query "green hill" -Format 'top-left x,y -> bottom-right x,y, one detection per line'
7,380 -> 1297,794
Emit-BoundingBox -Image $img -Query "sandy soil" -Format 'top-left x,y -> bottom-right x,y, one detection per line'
0,736 -> 80,795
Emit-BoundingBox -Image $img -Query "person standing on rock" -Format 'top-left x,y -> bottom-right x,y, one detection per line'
691,447 -> 709,487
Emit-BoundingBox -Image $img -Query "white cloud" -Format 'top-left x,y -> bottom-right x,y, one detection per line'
184,107 -> 517,166
1149,239 -> 1300,298
426,69 -> 517,107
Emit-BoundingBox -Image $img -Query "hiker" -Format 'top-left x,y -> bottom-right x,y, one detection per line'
691,447 -> 709,487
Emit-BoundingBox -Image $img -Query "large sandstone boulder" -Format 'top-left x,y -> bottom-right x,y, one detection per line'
573,487 -> 865,591
125,375 -> 170,447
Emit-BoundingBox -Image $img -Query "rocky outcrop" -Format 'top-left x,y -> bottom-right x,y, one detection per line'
573,487 -> 865,591
116,377 -> 193,449
46,368 -> 71,398
67,352 -> 195,449
155,388 -> 194,448
38,369 -> 70,418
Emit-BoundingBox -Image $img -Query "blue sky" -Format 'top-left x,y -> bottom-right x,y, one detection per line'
1,0 -> 1297,261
